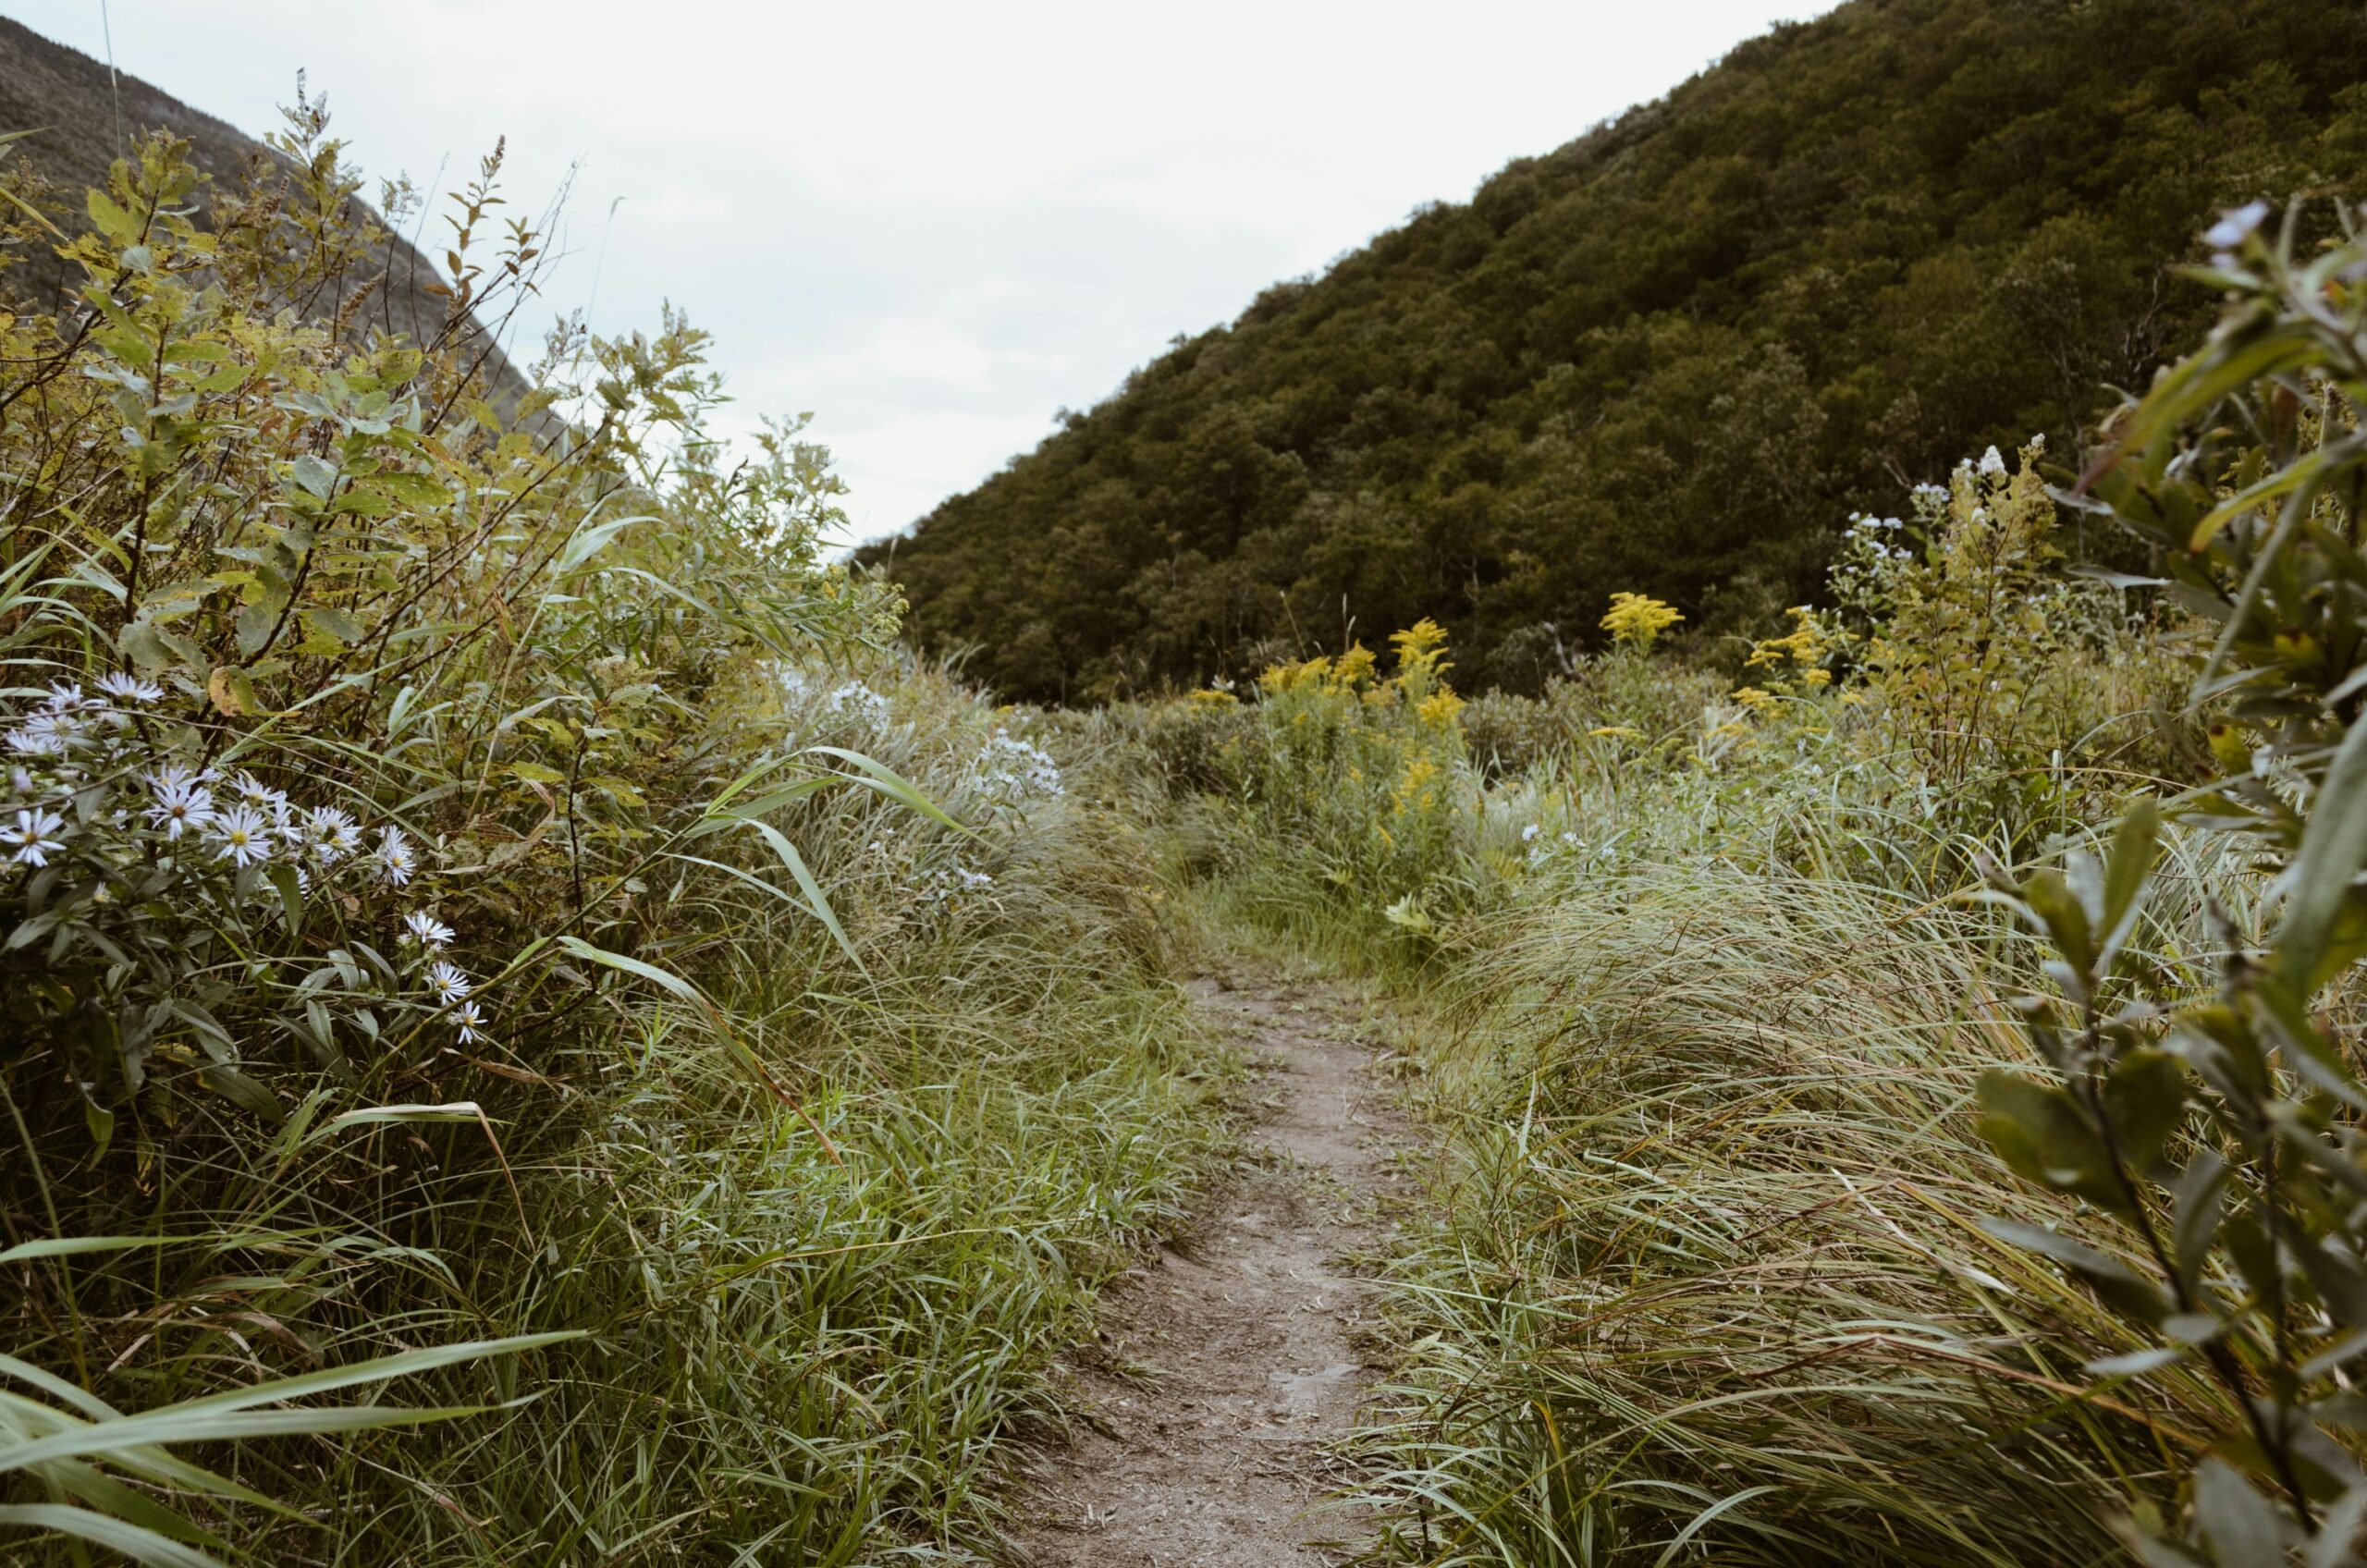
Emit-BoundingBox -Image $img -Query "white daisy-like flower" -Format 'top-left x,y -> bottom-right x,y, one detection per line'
231,772 -> 288,814
304,805 -> 363,864
96,671 -> 164,704
3,805 -> 67,867
209,804 -> 274,869
426,961 -> 471,1007
374,827 -> 418,887
6,713 -> 72,757
402,911 -> 457,949
144,767 -> 217,840
42,681 -> 88,712
452,999 -> 486,1045
6,766 -> 31,797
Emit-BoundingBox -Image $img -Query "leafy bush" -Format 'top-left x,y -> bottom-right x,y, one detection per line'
1973,198 -> 2367,1563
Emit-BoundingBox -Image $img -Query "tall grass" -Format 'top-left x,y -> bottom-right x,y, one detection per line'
1105,447 -> 2245,1562
1352,852 -> 2241,1565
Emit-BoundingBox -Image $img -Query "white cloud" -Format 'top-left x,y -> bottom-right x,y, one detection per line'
4,0 -> 1823,542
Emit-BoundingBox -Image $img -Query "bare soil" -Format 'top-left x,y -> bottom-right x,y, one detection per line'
1012,963 -> 1410,1566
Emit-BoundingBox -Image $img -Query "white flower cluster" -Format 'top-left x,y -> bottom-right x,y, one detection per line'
776,665 -> 894,732
824,682 -> 892,729
1518,821 -> 1587,868
2,675 -> 493,1056
1842,511 -> 1910,561
918,864 -> 996,904
973,729 -> 1062,803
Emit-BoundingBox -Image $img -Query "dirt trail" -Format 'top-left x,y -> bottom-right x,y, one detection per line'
1014,964 -> 1409,1566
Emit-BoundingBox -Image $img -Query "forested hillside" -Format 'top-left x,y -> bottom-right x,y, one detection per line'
865,0 -> 2367,701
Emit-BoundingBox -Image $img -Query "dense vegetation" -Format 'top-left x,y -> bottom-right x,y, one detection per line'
0,118 -> 1222,1562
865,0 -> 2367,702
1106,198 -> 2367,1562
20,11 -> 2367,1568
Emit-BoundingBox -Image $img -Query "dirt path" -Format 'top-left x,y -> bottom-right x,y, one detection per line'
1013,964 -> 1409,1567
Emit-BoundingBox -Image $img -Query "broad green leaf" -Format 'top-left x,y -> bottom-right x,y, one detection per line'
734,817 -> 863,971
2278,712 -> 2367,994
803,745 -> 969,832
553,936 -> 709,1011
0,1503 -> 223,1568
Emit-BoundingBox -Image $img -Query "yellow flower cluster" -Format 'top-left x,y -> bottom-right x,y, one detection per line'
1734,606 -> 1841,714
1600,592 -> 1684,651
1389,619 -> 1453,679
1746,606 -> 1838,675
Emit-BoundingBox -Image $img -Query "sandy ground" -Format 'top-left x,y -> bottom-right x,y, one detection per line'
1012,964 -> 1411,1567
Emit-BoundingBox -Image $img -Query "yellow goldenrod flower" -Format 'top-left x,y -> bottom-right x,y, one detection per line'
1600,592 -> 1684,651
1416,690 -> 1466,727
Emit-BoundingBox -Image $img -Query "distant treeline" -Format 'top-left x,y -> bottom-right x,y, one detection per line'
863,0 -> 2367,701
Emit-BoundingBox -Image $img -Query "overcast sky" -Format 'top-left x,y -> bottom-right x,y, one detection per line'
6,1 -> 1818,545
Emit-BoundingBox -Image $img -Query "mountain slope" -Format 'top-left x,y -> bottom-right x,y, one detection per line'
863,0 -> 2367,701
0,17 -> 530,405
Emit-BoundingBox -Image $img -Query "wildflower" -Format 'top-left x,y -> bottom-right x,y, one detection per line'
42,682 -> 88,712
144,768 -> 217,840
2202,201 -> 2270,252
232,772 -> 288,814
3,805 -> 67,867
6,712 -> 71,757
975,731 -> 1062,800
920,864 -> 997,902
403,911 -> 457,949
305,805 -> 363,864
426,962 -> 471,1006
824,682 -> 892,728
209,804 -> 275,869
1978,446 -> 2007,477
1600,592 -> 1684,652
1521,824 -> 1541,842
374,827 -> 418,887
452,998 -> 486,1045
96,671 -> 164,704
